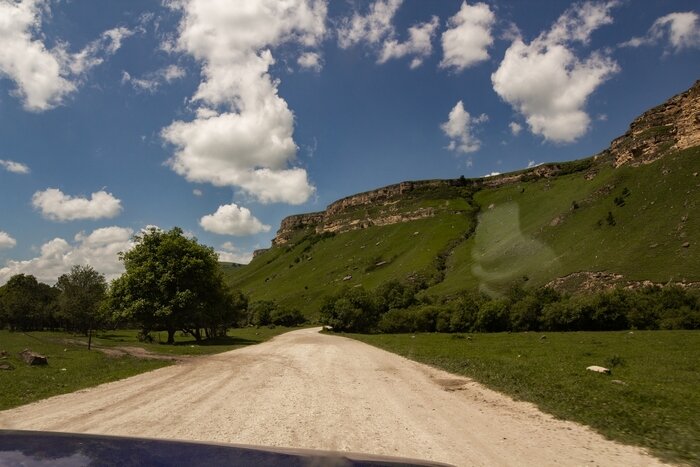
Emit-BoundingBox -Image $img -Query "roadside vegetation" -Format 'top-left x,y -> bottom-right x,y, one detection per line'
320,280 -> 700,333
348,330 -> 700,464
224,147 -> 700,315
0,227 -> 307,410
0,326 -> 294,411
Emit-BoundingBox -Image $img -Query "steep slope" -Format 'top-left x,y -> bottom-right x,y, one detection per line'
225,80 -> 700,316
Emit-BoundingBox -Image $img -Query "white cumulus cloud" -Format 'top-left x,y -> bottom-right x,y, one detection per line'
32,188 -> 123,222
338,0 -> 438,68
0,231 -> 16,249
337,0 -> 401,48
379,16 -> 439,68
509,122 -> 522,136
0,0 -> 132,111
161,0 -> 324,205
0,226 -> 133,285
200,203 -> 271,236
121,64 -> 186,92
439,1 -> 495,71
217,241 -> 253,264
298,51 -> 323,71
621,12 -> 700,51
491,1 -> 619,143
441,100 -> 488,154
0,159 -> 30,174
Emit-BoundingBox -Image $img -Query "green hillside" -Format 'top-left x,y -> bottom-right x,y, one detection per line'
226,184 -> 478,315
224,146 -> 699,317
225,82 -> 700,318
432,146 -> 700,297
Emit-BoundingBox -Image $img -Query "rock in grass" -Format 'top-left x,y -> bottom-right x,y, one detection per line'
19,349 -> 48,366
0,362 -> 13,370
586,365 -> 611,375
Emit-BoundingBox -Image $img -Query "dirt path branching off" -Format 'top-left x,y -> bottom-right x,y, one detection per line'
0,328 -> 666,466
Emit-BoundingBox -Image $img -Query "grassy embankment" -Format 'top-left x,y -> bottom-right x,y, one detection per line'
227,192 -> 476,317
226,146 -> 700,313
0,326 -> 293,411
432,146 -> 700,296
349,330 -> 700,464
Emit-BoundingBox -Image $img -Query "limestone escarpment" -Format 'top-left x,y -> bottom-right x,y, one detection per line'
609,80 -> 700,167
271,80 -> 700,248
271,180 -> 463,245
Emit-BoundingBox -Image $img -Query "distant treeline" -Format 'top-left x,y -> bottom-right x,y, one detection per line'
320,281 -> 700,333
0,227 -> 305,343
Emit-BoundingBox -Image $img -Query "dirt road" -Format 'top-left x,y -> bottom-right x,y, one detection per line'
0,328 -> 665,466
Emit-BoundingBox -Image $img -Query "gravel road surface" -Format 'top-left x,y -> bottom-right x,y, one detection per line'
0,328 -> 666,466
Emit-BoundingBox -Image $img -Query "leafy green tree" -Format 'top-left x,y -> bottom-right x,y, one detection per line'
271,307 -> 306,327
0,274 -> 58,331
107,227 -> 245,344
56,265 -> 108,347
375,280 -> 416,312
320,287 -> 380,332
249,300 -> 277,326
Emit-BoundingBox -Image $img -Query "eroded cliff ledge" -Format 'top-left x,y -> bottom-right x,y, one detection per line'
608,80 -> 700,167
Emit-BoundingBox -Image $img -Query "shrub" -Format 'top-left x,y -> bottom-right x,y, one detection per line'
449,293 -> 481,332
249,300 -> 277,326
271,307 -> 306,327
375,280 -> 416,312
378,309 -> 415,333
319,287 -> 380,332
474,300 -> 509,332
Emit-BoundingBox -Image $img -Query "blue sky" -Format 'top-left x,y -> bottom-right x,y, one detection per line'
0,0 -> 698,284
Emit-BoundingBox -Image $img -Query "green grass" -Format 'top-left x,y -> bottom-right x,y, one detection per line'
431,146 -> 700,296
0,326 -> 295,410
348,330 -> 700,464
227,212 -> 473,317
77,326 -> 296,356
225,146 -> 700,312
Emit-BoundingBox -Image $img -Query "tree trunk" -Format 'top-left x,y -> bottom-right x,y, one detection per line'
167,328 -> 175,344
88,328 -> 92,350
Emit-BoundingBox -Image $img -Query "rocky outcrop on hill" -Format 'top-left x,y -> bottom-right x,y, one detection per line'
272,180 -> 462,245
608,80 -> 700,167
545,271 -> 700,294
270,81 -> 700,248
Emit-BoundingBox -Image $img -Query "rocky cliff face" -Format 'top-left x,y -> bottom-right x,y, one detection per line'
271,81 -> 700,247
608,80 -> 700,167
272,180 -> 459,245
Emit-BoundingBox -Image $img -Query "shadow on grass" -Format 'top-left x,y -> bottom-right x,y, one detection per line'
170,336 -> 260,347
96,333 -> 129,339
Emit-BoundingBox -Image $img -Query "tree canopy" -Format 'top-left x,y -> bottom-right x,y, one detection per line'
0,274 -> 58,331
56,265 -> 108,336
107,227 -> 245,343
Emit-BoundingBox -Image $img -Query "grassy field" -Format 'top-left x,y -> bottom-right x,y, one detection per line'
0,326 -> 295,411
348,330 -> 700,464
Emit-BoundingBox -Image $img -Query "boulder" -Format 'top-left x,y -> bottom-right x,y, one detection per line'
0,362 -> 13,371
20,349 -> 48,366
586,365 -> 611,374
682,242 -> 690,248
